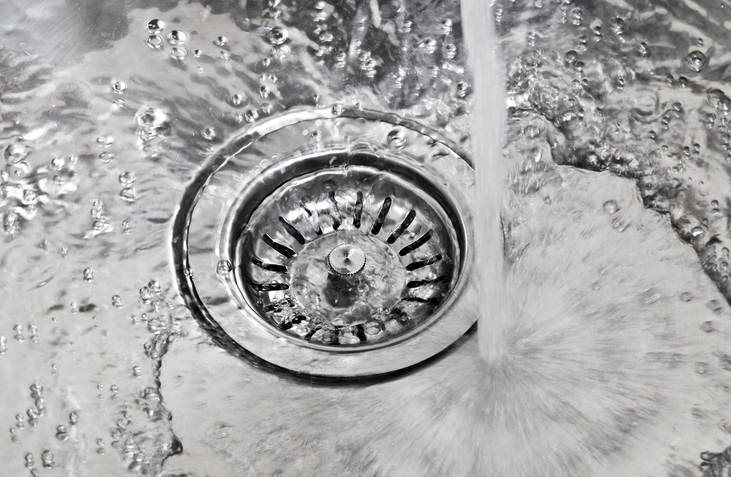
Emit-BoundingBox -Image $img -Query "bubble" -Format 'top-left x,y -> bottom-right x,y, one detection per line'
120,187 -> 137,202
444,43 -> 457,59
259,85 -> 271,99
4,144 -> 30,165
146,19 -> 165,34
167,30 -> 189,45
565,50 -> 578,65
171,47 -> 187,60
244,109 -> 259,123
457,82 -> 469,98
96,135 -> 114,147
686,50 -> 707,72
440,19 -> 453,35
387,129 -> 405,146
691,226 -> 704,237
112,295 -> 123,308
112,81 -> 127,94
146,35 -> 163,49
708,89 -> 731,115
364,321 -> 383,336
216,260 -> 233,276
202,127 -> 216,141
132,366 -> 142,377
69,411 -> 79,425
41,450 -> 54,469
331,104 -> 343,115
83,268 -> 94,282
267,26 -> 289,45
118,171 -> 135,185
420,38 -> 437,54
214,35 -> 228,47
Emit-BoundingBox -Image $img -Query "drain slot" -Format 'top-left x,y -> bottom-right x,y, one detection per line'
370,197 -> 392,235
399,229 -> 434,256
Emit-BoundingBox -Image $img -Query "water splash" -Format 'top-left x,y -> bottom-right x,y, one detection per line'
462,0 -> 512,364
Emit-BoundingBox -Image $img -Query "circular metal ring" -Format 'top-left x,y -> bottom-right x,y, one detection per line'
173,107 -> 477,377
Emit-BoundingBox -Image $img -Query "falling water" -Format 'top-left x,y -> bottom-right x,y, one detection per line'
461,0 -> 512,363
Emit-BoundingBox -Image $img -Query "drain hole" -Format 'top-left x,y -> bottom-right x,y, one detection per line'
279,216 -> 307,245
299,201 -> 313,217
263,233 -> 297,258
353,191 -> 363,229
371,196 -> 392,235
251,282 -> 290,292
405,254 -> 442,271
402,296 -> 441,305
328,190 -> 342,231
252,256 -> 288,273
406,275 -> 447,288
399,229 -> 433,256
387,210 -> 416,244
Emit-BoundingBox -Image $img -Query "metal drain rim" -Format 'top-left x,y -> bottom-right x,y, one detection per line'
173,107 -> 477,377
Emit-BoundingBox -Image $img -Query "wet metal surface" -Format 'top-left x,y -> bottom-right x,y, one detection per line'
1,0 -> 731,476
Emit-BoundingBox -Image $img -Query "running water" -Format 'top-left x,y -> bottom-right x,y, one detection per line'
461,0 -> 512,364
2,0 -> 731,475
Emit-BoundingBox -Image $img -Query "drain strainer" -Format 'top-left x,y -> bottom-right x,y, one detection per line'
174,108 -> 477,377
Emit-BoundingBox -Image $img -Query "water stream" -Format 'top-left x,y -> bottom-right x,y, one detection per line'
461,0 -> 512,364
1,0 -> 731,476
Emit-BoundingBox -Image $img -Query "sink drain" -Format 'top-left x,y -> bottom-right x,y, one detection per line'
174,108 -> 477,377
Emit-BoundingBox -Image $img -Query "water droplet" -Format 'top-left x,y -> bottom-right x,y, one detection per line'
244,109 -> 259,123
691,226 -> 704,237
112,81 -> 127,94
457,82 -> 469,98
214,35 -> 228,47
708,89 -> 731,115
41,450 -> 54,469
444,43 -> 457,59
120,187 -> 137,202
4,144 -> 30,165
96,135 -> 114,147
202,127 -> 216,141
193,49 -> 202,58
420,38 -> 437,54
146,19 -> 165,34
440,19 -> 453,35
146,35 -> 163,49
167,30 -> 189,45
118,171 -> 135,185
112,295 -> 123,308
331,104 -> 343,115
170,47 -> 187,60
387,129 -> 405,146
132,366 -> 142,377
565,50 -> 578,65
69,411 -> 78,425
687,50 -> 707,72
83,268 -> 94,282
267,26 -> 289,45
216,260 -> 233,276
602,200 -> 619,214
